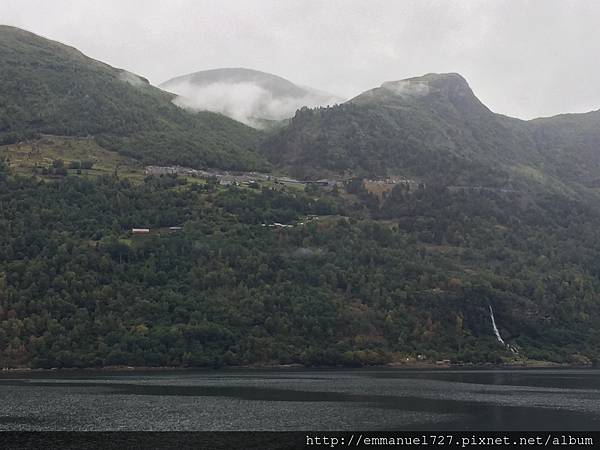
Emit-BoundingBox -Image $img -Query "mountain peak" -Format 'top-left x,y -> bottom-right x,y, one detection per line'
160,67 -> 342,127
352,72 -> 471,101
400,72 -> 469,85
161,67 -> 308,99
349,72 -> 488,117
382,72 -> 470,97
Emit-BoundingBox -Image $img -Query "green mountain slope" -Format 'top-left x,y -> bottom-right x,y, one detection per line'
262,72 -> 600,192
529,110 -> 600,186
0,26 -> 266,170
1,160 -> 599,369
263,74 -> 526,179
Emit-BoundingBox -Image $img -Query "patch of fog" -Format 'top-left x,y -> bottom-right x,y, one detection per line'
381,80 -> 430,98
165,80 -> 340,128
118,70 -> 147,87
289,247 -> 325,258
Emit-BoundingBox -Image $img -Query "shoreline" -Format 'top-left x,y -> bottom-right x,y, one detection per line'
0,361 -> 595,374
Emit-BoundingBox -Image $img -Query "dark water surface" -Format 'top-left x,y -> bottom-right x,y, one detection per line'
0,368 -> 599,430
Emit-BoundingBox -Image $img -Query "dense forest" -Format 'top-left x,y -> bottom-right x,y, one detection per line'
1,160 -> 598,369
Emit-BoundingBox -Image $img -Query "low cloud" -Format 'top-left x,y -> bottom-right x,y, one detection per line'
382,80 -> 430,98
118,70 -> 148,87
165,80 -> 341,128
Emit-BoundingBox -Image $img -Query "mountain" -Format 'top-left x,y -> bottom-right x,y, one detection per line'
262,73 -> 526,179
262,72 -> 600,192
160,68 -> 342,128
529,110 -> 600,187
1,29 -> 600,371
0,26 -> 266,170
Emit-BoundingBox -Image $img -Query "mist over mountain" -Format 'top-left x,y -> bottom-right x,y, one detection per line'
0,26 -> 265,170
160,68 -> 343,128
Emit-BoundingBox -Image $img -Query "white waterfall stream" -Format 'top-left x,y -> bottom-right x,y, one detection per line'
488,304 -> 506,345
488,305 -> 518,354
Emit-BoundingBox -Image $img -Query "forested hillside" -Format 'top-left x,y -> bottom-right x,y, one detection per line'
0,160 -> 598,368
263,73 -> 600,193
1,27 -> 599,369
0,26 -> 265,171
530,110 -> 600,186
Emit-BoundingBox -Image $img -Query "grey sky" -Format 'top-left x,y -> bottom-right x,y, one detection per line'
2,0 -> 599,119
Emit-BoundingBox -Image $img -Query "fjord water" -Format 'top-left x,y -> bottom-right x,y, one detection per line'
0,369 -> 598,431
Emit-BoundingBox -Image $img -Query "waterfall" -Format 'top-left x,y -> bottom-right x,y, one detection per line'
488,305 -> 505,345
489,305 -> 518,354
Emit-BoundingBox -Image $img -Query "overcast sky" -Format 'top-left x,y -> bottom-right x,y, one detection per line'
3,0 -> 599,119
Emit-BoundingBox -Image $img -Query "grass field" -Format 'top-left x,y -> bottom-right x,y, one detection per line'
0,136 -> 334,201
0,135 -> 145,180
